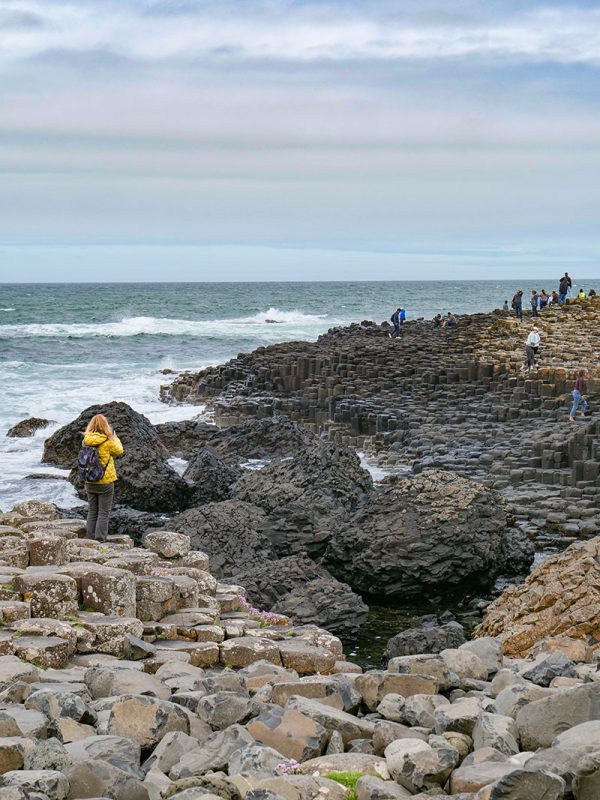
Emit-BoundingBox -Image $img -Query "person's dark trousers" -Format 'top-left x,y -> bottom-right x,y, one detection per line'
559,293 -> 566,305
85,482 -> 115,541
515,305 -> 522,321
392,324 -> 400,337
531,305 -> 538,317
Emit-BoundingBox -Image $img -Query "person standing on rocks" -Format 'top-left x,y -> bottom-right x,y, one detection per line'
539,289 -> 548,309
511,290 -> 523,321
390,308 -> 401,338
530,290 -> 539,317
399,306 -> 406,326
82,414 -> 123,541
558,274 -> 570,305
523,327 -> 541,372
569,370 -> 588,422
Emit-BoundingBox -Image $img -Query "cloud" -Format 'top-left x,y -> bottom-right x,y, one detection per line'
1,1 -> 600,67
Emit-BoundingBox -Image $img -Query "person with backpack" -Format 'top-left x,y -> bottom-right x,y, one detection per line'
399,306 -> 406,325
79,414 -> 123,541
390,307 -> 401,338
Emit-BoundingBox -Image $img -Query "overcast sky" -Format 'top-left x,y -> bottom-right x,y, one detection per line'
1,0 -> 600,281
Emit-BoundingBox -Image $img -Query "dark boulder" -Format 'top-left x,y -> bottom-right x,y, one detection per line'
7,417 -> 50,437
234,441 -> 373,558
233,554 -> 369,637
204,415 -> 316,462
183,447 -> 242,505
108,507 -> 172,545
167,500 -> 277,579
323,469 -> 532,600
384,620 -> 466,661
154,419 -> 219,459
43,402 -> 190,512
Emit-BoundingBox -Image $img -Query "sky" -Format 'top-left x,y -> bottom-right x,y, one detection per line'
1,0 -> 600,281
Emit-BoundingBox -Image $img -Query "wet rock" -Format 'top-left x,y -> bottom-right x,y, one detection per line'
168,502 -> 276,580
183,448 -> 242,505
384,622 -> 466,660
43,401 -> 190,512
204,417 -> 316,463
6,418 -> 50,438
234,554 -> 368,637
155,420 -> 219,460
234,441 -> 373,558
324,471 -> 528,599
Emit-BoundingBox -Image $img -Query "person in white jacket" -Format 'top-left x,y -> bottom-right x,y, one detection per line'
524,327 -> 541,371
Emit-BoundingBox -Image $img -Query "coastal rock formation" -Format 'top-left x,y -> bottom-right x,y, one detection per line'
0,496 -> 597,799
43,402 -> 190,512
204,415 -> 317,462
323,470 -> 530,599
154,418 -> 219,459
476,536 -> 600,657
233,553 -> 369,637
183,447 -> 242,505
234,441 -> 373,557
6,417 -> 50,437
167,500 -> 277,579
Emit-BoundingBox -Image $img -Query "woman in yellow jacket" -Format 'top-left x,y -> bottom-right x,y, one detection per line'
83,414 -> 123,541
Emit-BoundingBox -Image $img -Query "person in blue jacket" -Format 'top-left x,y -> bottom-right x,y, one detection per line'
390,308 -> 401,338
399,307 -> 406,325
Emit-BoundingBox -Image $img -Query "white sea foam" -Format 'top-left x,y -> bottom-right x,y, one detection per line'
0,308 -> 16,312
0,308 -> 332,339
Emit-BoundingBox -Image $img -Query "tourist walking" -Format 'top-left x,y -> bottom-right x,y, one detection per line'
511,290 -> 523,321
530,290 -> 539,317
390,308 -> 401,338
523,326 -> 541,372
80,414 -> 123,541
569,371 -> 588,422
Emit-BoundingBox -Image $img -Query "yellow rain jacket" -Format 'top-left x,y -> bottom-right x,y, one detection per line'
82,432 -> 123,484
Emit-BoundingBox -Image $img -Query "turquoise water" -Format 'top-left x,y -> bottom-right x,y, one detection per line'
1,280 -> 597,509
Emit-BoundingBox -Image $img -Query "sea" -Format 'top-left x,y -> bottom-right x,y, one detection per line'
1,279 -> 596,512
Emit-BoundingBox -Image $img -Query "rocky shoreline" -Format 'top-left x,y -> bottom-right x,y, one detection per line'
1,297 -> 599,798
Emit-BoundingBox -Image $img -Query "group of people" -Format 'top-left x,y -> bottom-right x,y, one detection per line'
508,273 -> 597,321
432,312 -> 457,328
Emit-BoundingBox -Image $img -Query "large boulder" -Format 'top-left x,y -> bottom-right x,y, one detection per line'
384,620 -> 466,661
323,470 -> 530,599
43,402 -> 190,512
234,441 -> 373,557
154,419 -> 219,459
168,501 -> 277,579
183,447 -> 242,505
233,553 -> 369,637
476,536 -> 600,657
7,418 -> 50,438
204,416 -> 317,462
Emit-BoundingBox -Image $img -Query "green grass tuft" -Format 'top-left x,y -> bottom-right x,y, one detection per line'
324,771 -> 367,800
